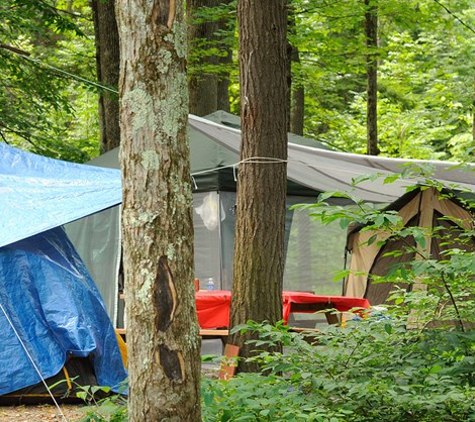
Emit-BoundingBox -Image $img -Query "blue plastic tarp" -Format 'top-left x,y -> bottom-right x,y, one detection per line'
0,227 -> 127,395
0,143 -> 122,248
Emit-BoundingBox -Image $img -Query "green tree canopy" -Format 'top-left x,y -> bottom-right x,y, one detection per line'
0,0 -> 99,161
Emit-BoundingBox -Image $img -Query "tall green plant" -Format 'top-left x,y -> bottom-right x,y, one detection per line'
203,319 -> 475,421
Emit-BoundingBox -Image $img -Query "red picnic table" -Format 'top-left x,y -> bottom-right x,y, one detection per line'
195,290 -> 370,329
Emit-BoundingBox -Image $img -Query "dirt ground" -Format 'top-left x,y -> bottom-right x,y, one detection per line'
0,403 -> 86,422
0,353 -> 221,421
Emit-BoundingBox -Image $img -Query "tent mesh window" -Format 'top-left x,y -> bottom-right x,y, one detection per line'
193,192 -> 348,297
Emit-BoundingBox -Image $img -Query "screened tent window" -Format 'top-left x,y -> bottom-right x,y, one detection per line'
193,192 -> 222,290
283,201 -> 347,296
193,193 -> 348,295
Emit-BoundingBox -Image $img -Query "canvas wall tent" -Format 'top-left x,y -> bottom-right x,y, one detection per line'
75,111 -> 475,328
0,143 -> 126,402
187,112 -> 475,293
344,186 -> 475,305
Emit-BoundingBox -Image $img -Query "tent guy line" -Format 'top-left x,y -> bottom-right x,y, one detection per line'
0,45 -> 118,94
189,152 -> 471,199
191,156 -> 288,180
0,301 -> 68,421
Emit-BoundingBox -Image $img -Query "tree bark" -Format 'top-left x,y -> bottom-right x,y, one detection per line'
229,0 -> 288,372
188,0 -> 219,116
91,0 -> 121,153
116,1 -> 201,420
288,4 -> 304,135
215,0 -> 234,112
216,0 -> 234,112
365,0 -> 379,156
217,48 -> 233,113
290,46 -> 305,136
473,71 -> 475,143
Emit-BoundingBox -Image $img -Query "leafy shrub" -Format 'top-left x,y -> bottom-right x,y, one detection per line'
202,176 -> 475,421
202,319 -> 475,421
76,382 -> 128,422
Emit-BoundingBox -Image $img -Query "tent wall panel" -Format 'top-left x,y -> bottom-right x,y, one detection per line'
345,187 -> 475,305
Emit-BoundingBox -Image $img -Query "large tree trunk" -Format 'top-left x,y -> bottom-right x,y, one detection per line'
365,0 -> 379,155
116,1 -> 201,421
229,0 -> 288,372
91,0 -> 120,153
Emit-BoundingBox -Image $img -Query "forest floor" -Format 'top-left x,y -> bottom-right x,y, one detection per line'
0,362 -> 221,421
0,403 -> 86,421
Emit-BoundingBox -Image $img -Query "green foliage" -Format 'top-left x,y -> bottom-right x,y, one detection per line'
187,1 -> 239,84
202,317 -> 475,421
76,382 -> 128,422
290,0 -> 475,159
0,0 -> 99,161
203,171 -> 475,420
3,0 -> 474,162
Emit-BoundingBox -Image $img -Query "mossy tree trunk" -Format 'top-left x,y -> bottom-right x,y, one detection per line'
229,0 -> 288,372
116,1 -> 201,420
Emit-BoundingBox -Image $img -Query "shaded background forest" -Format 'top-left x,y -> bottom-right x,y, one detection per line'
2,0 -> 474,162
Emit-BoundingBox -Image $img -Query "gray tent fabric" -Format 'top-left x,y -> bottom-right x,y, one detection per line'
87,112 -> 326,197
188,114 -> 475,202
65,207 -> 121,322
76,112 -> 475,322
87,111 -> 475,202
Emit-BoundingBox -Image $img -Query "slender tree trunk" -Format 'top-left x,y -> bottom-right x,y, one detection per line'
290,46 -> 304,136
365,0 -> 379,155
216,11 -> 234,113
188,0 -> 219,116
288,4 -> 304,135
188,0 -> 234,115
229,0 -> 288,372
116,1 -> 201,420
91,0 -> 120,153
472,72 -> 475,143
217,48 -> 232,112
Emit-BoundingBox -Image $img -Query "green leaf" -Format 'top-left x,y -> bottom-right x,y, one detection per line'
367,234 -> 378,245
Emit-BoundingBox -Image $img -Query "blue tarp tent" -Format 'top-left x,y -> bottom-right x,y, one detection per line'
0,142 -> 121,248
0,143 -> 126,397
